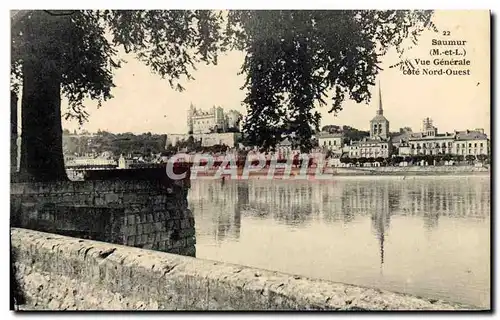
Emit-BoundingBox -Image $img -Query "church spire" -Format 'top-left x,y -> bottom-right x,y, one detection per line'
377,80 -> 383,116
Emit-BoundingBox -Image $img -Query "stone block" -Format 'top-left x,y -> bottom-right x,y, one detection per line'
126,225 -> 137,236
160,232 -> 169,242
73,181 -> 95,193
174,220 -> 181,230
157,241 -> 166,251
166,220 -> 175,230
153,204 -> 165,212
126,236 -> 135,246
94,197 -> 107,206
180,219 -> 190,229
180,229 -> 196,239
50,181 -> 75,194
122,193 -> 139,204
10,183 -> 25,195
92,180 -> 116,193
187,236 -> 197,246
154,222 -> 163,231
104,193 -> 121,204
132,235 -> 140,245
172,239 -> 186,249
155,233 -> 163,243
189,218 -> 195,227
148,233 -> 156,244
128,215 -> 135,226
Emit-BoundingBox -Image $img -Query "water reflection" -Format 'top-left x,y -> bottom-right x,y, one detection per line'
188,176 -> 490,307
190,177 -> 489,240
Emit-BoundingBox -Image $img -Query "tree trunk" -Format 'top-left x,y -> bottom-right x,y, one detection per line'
18,11 -> 69,182
11,91 -> 18,176
19,59 -> 68,181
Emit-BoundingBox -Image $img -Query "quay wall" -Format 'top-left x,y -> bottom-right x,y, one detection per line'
332,165 -> 489,176
190,165 -> 489,180
11,228 -> 474,311
10,178 -> 195,256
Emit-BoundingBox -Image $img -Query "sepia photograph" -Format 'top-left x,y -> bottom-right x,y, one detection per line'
9,8 -> 491,312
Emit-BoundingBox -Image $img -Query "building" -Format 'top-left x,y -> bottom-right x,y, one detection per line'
118,155 -> 133,169
187,104 -> 226,134
225,110 -> 243,131
276,138 -> 294,159
165,133 -> 189,147
65,154 -> 117,168
356,139 -> 393,158
370,84 -> 390,140
452,129 -> 489,156
345,82 -> 393,159
391,118 -> 489,157
197,132 -> 241,147
317,132 -> 344,152
393,131 -> 455,156
187,104 -> 242,134
165,132 -> 242,148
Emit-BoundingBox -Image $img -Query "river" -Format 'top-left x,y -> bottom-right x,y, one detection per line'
188,175 -> 490,308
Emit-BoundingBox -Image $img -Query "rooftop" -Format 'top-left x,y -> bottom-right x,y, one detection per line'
316,132 -> 344,139
370,114 -> 389,122
454,130 -> 488,140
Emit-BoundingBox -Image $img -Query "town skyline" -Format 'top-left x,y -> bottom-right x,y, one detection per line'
16,10 -> 488,137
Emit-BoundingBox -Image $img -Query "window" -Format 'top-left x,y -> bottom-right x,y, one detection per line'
480,143 -> 484,147
474,143 -> 477,147
329,141 -> 331,146
469,143 -> 472,148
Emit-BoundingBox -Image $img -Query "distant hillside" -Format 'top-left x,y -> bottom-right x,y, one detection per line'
321,125 -> 370,143
62,130 -> 167,157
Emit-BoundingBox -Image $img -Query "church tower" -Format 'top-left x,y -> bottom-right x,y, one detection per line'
187,103 -> 195,134
370,82 -> 390,139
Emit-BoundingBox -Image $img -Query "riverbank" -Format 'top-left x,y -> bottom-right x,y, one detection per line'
191,165 -> 489,180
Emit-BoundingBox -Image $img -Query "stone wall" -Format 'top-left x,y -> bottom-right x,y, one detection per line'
10,179 -> 195,256
10,228 -> 474,311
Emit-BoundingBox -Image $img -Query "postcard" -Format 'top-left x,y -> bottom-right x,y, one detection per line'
10,9 -> 490,311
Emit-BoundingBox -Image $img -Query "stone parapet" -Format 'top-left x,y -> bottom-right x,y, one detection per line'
11,178 -> 194,256
11,228 -> 476,311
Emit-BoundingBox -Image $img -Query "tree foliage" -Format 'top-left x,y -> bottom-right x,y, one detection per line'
11,10 -> 227,180
226,10 -> 436,151
11,10 -> 437,180
63,131 -> 167,157
12,10 -> 227,125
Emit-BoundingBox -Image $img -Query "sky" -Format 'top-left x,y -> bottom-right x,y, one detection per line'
58,10 -> 490,136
